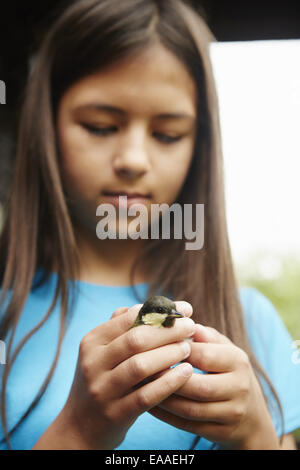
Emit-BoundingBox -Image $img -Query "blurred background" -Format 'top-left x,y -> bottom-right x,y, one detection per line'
0,0 -> 299,445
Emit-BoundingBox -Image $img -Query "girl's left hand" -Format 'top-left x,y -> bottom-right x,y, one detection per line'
149,324 -> 280,450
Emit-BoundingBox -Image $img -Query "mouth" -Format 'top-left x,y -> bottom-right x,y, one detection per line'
102,190 -> 151,198
102,190 -> 152,208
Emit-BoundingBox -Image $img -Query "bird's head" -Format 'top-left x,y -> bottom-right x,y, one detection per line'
137,295 -> 184,328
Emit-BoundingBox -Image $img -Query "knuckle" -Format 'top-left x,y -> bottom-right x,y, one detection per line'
129,356 -> 146,380
232,403 -> 245,421
183,401 -> 197,419
136,388 -> 151,410
199,378 -> 212,398
102,403 -> 119,424
81,356 -> 93,380
110,371 -> 123,390
238,349 -> 250,369
79,334 -> 91,357
239,376 -> 250,396
88,381 -> 100,402
126,328 -> 144,353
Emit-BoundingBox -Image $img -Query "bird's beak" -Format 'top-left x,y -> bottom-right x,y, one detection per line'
168,310 -> 184,319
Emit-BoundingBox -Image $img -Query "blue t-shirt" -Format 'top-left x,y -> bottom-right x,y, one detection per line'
0,269 -> 300,450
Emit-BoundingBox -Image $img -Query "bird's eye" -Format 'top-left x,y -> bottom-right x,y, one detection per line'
156,307 -> 163,313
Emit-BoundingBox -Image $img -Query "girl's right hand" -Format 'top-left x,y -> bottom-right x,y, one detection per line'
60,303 -> 196,449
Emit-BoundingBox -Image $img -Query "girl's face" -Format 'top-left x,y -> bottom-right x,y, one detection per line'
57,43 -> 197,236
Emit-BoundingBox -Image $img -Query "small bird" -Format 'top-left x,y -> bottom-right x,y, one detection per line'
129,295 -> 184,329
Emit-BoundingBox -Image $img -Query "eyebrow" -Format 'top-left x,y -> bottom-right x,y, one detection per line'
75,103 -> 196,121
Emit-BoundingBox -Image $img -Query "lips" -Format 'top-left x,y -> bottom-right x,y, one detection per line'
103,190 -> 151,198
102,190 -> 151,209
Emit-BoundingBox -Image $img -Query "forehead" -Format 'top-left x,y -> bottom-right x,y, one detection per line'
61,43 -> 197,117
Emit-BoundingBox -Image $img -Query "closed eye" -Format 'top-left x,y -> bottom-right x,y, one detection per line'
82,124 -> 183,144
82,124 -> 117,136
156,307 -> 166,313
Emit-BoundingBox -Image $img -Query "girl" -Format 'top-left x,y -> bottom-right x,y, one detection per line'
0,0 -> 299,450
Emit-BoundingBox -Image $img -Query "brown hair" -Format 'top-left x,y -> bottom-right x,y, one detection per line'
0,0 -> 283,449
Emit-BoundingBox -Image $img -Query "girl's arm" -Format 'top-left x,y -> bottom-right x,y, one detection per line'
32,405 -> 95,450
32,304 -> 195,450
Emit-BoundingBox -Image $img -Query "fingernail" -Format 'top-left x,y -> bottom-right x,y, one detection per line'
178,363 -> 193,378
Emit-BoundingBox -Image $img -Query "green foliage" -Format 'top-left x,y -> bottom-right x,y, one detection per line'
239,257 -> 300,341
238,256 -> 300,443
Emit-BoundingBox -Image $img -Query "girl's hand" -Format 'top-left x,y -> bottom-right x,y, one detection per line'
60,303 -> 196,449
149,324 -> 280,449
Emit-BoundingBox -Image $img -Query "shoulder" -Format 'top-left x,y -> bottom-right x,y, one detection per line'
239,285 -> 277,320
238,286 -> 294,370
238,286 -> 286,337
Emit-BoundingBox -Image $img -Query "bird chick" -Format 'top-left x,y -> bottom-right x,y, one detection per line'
129,295 -> 184,329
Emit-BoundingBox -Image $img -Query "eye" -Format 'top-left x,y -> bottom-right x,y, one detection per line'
153,132 -> 183,144
82,124 -> 117,136
156,307 -> 163,313
82,124 -> 183,144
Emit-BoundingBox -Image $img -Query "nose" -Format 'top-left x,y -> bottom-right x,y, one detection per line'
113,124 -> 151,180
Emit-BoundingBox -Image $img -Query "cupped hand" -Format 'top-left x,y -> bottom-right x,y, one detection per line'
61,302 -> 196,449
148,324 -> 280,450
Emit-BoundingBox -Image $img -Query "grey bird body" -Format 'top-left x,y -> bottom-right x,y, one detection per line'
130,295 -> 184,329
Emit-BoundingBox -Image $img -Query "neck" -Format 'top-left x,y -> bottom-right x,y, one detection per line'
73,222 -> 150,286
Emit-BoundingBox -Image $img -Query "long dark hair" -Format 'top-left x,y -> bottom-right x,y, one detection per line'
0,0 -> 283,449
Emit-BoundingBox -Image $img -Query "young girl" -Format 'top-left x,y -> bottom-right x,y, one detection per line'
0,0 -> 299,450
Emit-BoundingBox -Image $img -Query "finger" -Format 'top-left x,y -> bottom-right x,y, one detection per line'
120,362 -> 194,418
174,301 -> 193,318
193,324 -> 232,345
186,343 -> 241,373
148,406 -> 225,438
108,341 -> 192,395
110,306 -> 131,319
157,394 -> 230,423
84,304 -> 143,346
104,317 -> 195,369
173,371 -> 238,402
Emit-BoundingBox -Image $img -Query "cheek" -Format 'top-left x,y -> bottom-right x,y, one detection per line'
154,141 -> 194,204
58,123 -> 109,199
